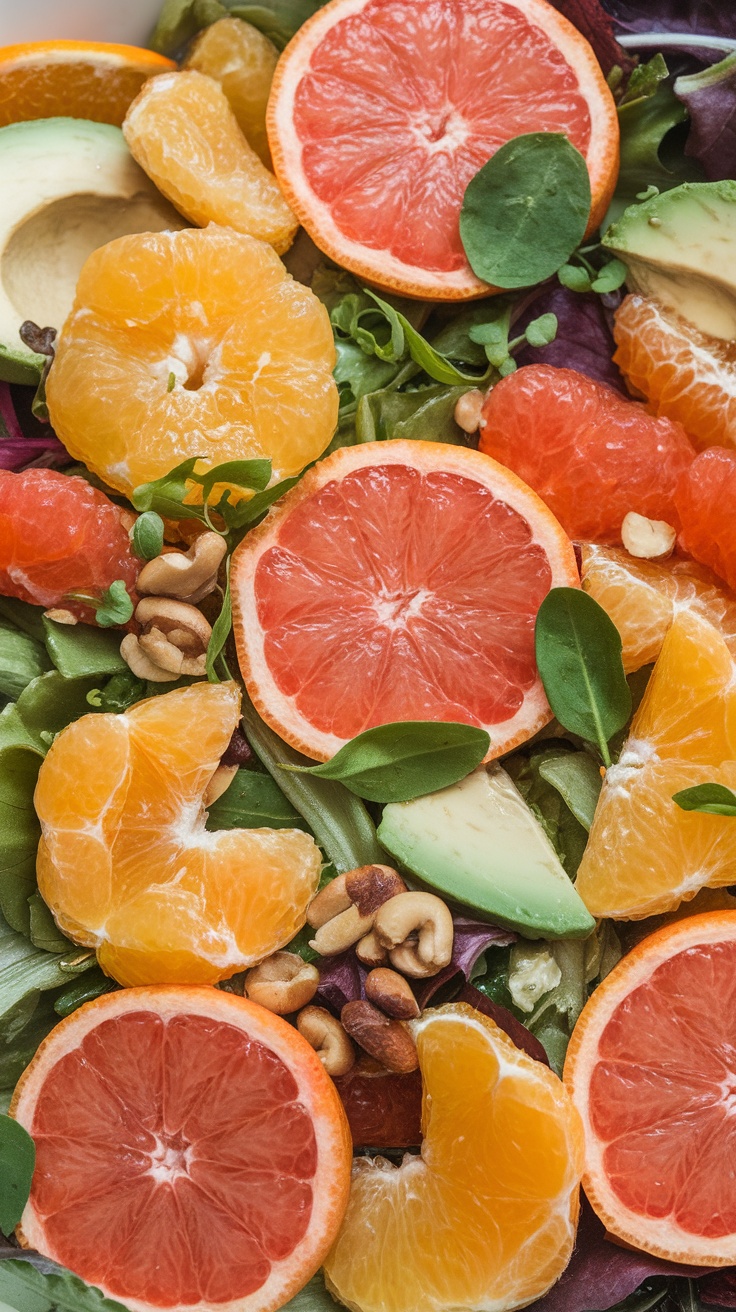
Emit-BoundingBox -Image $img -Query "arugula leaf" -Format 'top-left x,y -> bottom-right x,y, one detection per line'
0,1116 -> 34,1235
0,1260 -> 128,1312
206,564 -> 231,682
131,457 -> 202,520
672,782 -> 736,815
284,721 -> 490,803
206,768 -> 307,831
0,623 -> 50,702
362,291 -> 487,385
132,457 -> 273,540
131,512 -> 165,562
535,589 -> 632,768
505,745 -> 589,878
460,133 -> 591,288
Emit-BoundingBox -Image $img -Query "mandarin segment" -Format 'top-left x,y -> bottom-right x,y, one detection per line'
123,70 -> 297,253
34,681 -> 322,985
184,18 -> 278,167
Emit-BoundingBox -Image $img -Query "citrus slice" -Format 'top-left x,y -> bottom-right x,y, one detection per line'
34,681 -> 322,986
45,225 -> 338,496
11,986 -> 352,1312
565,911 -> 736,1264
324,1003 -> 584,1312
614,293 -> 736,450
580,542 -> 736,672
123,71 -> 298,254
230,439 -> 579,761
0,40 -> 175,127
676,447 -> 736,593
575,611 -> 736,920
184,17 -> 278,167
267,0 -> 619,300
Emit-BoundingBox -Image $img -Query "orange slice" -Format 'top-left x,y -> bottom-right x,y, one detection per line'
230,439 -> 579,762
34,681 -> 322,986
267,0 -> 619,300
325,1003 -> 584,1312
11,986 -> 352,1312
565,912 -> 736,1265
184,17 -> 278,167
0,40 -> 175,127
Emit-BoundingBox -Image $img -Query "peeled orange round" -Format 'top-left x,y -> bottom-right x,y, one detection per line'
0,40 -> 174,128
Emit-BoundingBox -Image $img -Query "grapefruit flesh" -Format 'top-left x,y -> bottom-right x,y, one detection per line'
268,0 -> 619,299
565,912 -> 736,1264
676,447 -> 736,593
231,440 -> 579,762
11,987 -> 352,1312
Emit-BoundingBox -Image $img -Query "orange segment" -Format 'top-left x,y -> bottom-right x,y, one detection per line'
0,40 -> 174,127
565,912 -> 736,1265
184,17 -> 278,167
123,70 -> 297,254
34,681 -> 322,986
325,1003 -> 584,1312
45,225 -> 338,496
580,543 -> 736,672
575,611 -> 736,920
11,987 -> 352,1312
614,293 -> 736,450
267,0 -> 619,299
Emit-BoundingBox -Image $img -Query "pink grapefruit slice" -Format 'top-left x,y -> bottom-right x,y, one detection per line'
230,439 -> 579,761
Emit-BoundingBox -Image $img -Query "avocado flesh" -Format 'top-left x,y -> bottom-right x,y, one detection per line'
377,765 -> 595,940
0,118 -> 185,384
603,181 -> 736,339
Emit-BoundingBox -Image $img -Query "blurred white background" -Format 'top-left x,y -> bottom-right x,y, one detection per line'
0,0 -> 164,44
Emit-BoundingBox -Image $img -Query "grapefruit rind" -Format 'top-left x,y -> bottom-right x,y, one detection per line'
10,986 -> 353,1312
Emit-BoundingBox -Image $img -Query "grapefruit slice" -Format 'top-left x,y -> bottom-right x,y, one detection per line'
230,440 -> 579,761
565,912 -> 736,1265
267,0 -> 619,300
11,987 -> 352,1312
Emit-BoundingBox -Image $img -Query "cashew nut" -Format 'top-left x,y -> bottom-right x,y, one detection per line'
120,633 -> 177,682
137,531 -> 228,604
297,1005 -> 355,1076
44,608 -> 78,625
454,388 -> 484,434
621,511 -> 676,561
365,967 -> 420,1020
374,892 -> 454,978
135,597 -> 212,677
203,764 -> 238,807
341,999 -> 418,1074
307,866 -> 407,956
355,930 -> 389,968
307,874 -> 352,929
244,952 -> 319,1015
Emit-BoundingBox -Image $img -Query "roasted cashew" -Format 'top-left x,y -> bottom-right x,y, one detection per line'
244,951 -> 319,1015
136,531 -> 228,603
307,866 -> 407,957
297,1005 -> 355,1076
374,892 -> 454,978
355,929 -> 389,968
120,634 -> 177,682
134,597 -> 212,677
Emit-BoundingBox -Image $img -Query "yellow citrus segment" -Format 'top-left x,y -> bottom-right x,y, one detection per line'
45,225 -> 338,495
184,17 -> 278,167
0,40 -> 175,127
34,681 -> 322,986
325,1004 -> 583,1312
576,612 -> 736,920
123,69 -> 297,254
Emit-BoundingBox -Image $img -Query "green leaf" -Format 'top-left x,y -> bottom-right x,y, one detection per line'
281,1272 -> 338,1312
284,721 -> 490,803
0,602 -> 45,646
527,939 -> 587,1076
0,915 -> 95,1030
53,969 -> 118,1019
590,257 -> 629,293
27,895 -> 70,954
0,1116 -> 34,1235
131,457 -> 203,521
0,1261 -> 128,1312
0,1255 -> 52,1311
42,620 -> 127,680
0,749 -> 40,934
364,291 -> 487,385
206,768 -> 307,831
85,672 -> 146,714
505,745 -> 589,878
672,783 -> 736,816
196,459 -> 271,500
537,752 -> 602,831
343,385 -> 471,448
206,565 -> 232,682
0,623 -> 50,701
223,475 -> 302,531
334,338 -> 402,409
557,263 -> 593,292
92,582 -> 134,629
524,313 -> 558,347
459,133 -> 591,288
131,512 -> 165,561
535,589 -> 632,768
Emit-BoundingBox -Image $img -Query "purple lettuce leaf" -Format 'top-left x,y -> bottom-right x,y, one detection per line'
455,983 -> 550,1065
314,951 -> 367,1013
414,919 -> 515,1010
513,284 -> 627,394
699,1271 -> 736,1306
675,55 -> 736,180
0,384 -> 67,471
602,0 -> 736,40
549,0 -> 635,74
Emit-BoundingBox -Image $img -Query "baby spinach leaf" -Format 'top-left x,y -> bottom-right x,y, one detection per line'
206,768 -> 307,831
0,1116 -> 35,1235
27,895 -> 70,955
535,589 -> 632,768
0,749 -> 41,935
0,1260 -> 128,1312
0,623 -> 51,701
537,752 -> 602,831
284,721 -> 490,803
672,782 -> 736,815
131,512 -> 164,561
459,133 -> 591,288
53,970 -> 118,1019
42,619 -> 128,680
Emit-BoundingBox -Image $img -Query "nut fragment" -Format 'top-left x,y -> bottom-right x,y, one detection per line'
44,608 -> 78,625
454,388 -> 485,434
245,951 -> 319,1015
137,531 -> 227,603
203,763 -> 238,807
120,633 -> 177,682
355,930 -> 389,968
309,904 -> 374,956
621,511 -> 676,561
307,873 -> 352,929
365,968 -> 420,1020
134,597 -> 212,677
374,891 -> 454,978
297,1005 -> 355,1076
307,866 -> 407,956
341,999 -> 418,1074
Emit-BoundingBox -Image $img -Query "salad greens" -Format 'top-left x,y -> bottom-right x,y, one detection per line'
0,1116 -> 34,1235
672,782 -> 736,814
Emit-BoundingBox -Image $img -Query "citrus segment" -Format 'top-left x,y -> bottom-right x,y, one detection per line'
479,365 -> 695,543
575,612 -> 736,920
676,447 -> 736,593
11,987 -> 352,1312
185,18 -> 278,167
231,440 -> 579,762
34,681 -> 322,986
268,0 -> 619,299
614,293 -> 736,450
123,71 -> 297,254
45,225 -> 338,496
565,912 -> 736,1264
0,40 -> 175,127
580,543 -> 736,672
324,1003 -> 584,1312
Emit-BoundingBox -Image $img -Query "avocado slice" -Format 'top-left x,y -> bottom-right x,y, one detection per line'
0,117 -> 185,384
603,181 -> 736,339
377,765 -> 595,940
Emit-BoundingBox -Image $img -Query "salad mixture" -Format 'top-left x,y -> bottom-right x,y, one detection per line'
2,1 -> 736,1311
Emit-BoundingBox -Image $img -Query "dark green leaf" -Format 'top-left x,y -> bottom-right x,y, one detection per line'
537,752 -> 602,831
284,721 -> 490,803
364,291 -> 486,384
131,512 -> 165,561
206,768 -> 306,831
0,916 -> 95,1034
0,1116 -> 34,1235
281,1272 -> 338,1312
131,457 -> 202,520
0,1260 -> 128,1312
27,895 -> 70,954
459,133 -> 591,288
0,601 -> 46,645
535,589 -> 632,767
334,338 -> 401,408
345,385 -> 471,448
53,969 -> 118,1019
672,782 -> 736,816
86,671 -> 146,713
557,263 -> 593,292
42,620 -> 127,679
524,313 -> 558,347
92,581 -> 134,629
0,748 -> 40,934
505,745 -> 589,878
206,565 -> 231,682
197,459 -> 271,500
0,623 -> 51,701
224,475 -> 302,530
